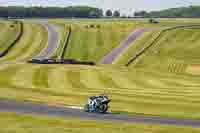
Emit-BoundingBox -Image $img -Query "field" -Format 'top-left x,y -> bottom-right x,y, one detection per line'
1,18 -> 200,131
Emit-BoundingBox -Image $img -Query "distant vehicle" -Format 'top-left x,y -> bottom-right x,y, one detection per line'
28,59 -> 95,65
149,18 -> 159,24
84,95 -> 111,113
27,59 -> 57,64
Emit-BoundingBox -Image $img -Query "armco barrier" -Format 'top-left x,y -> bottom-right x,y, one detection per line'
60,26 -> 72,60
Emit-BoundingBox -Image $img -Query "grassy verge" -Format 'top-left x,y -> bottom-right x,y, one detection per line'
1,112 -> 200,133
0,63 -> 200,119
130,27 -> 200,74
0,21 -> 21,54
0,23 -> 48,62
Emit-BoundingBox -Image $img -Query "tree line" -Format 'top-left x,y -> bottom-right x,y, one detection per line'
0,6 -> 103,18
134,6 -> 200,18
0,6 -> 123,18
2,5 -> 199,18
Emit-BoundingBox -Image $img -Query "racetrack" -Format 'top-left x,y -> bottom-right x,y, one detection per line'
100,28 -> 150,64
2,21 -> 200,128
1,99 -> 200,128
33,23 -> 59,59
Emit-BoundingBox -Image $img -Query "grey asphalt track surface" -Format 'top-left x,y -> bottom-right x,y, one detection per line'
100,28 -> 150,64
1,99 -> 200,128
34,23 -> 59,59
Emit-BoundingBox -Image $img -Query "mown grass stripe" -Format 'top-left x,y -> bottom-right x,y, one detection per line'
80,69 -> 105,89
66,70 -> 86,89
0,64 -> 21,88
48,66 -> 73,90
32,66 -> 52,88
11,65 -> 40,89
97,71 -> 119,88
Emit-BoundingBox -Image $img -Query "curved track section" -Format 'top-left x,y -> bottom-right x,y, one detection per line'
34,23 -> 59,59
1,99 -> 200,127
100,28 -> 150,64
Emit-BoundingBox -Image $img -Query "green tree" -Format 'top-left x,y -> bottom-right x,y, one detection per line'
144,5 -> 200,18
0,6 -> 103,18
106,9 -> 112,17
134,11 -> 147,17
113,10 -> 120,17
89,9 -> 103,18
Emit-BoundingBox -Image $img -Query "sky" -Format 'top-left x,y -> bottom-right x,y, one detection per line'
0,0 -> 200,15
